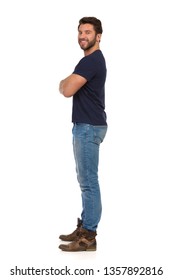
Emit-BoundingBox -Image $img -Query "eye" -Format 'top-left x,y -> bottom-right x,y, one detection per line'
85,30 -> 91,35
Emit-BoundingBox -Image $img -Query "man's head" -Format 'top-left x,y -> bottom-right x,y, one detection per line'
78,17 -> 103,53
78,17 -> 103,34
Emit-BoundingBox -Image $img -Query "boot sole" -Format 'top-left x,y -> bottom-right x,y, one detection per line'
59,245 -> 96,252
59,238 -> 75,241
60,248 -> 96,252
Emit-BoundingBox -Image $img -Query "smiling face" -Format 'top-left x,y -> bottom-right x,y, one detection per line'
78,23 -> 101,54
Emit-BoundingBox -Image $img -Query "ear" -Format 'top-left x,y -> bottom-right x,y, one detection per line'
97,34 -> 102,42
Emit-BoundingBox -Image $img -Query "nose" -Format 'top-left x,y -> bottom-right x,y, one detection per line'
78,32 -> 86,39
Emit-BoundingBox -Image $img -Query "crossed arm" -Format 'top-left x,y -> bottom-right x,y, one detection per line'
59,74 -> 87,98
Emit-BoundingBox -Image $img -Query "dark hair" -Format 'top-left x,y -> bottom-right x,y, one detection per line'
78,17 -> 103,34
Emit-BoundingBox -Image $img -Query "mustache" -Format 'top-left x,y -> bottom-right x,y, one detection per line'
79,39 -> 88,42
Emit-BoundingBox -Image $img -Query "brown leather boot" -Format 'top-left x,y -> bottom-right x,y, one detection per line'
59,228 -> 97,252
59,218 -> 82,241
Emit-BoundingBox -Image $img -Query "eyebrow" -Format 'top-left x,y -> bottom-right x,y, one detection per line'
78,29 -> 92,33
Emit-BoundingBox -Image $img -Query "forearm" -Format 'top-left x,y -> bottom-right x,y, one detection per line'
59,76 -> 73,97
59,79 -> 65,95
59,74 -> 87,97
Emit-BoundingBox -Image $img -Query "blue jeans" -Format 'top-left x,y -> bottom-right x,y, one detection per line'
72,123 -> 107,231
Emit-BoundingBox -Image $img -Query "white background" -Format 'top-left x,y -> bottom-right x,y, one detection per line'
0,0 -> 173,279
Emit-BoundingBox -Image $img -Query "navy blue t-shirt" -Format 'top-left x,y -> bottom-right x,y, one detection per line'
72,50 -> 107,125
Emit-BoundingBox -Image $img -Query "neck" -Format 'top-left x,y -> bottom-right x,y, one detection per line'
84,45 -> 100,56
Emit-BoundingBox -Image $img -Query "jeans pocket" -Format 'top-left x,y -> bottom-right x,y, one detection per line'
93,126 -> 107,145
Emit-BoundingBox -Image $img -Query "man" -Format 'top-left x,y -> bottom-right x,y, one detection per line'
59,17 -> 107,252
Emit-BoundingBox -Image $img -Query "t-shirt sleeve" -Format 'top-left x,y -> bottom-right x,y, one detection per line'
73,57 -> 96,81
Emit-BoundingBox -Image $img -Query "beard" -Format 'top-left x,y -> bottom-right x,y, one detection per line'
79,36 -> 97,51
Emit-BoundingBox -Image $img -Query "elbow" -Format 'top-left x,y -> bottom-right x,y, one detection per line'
62,90 -> 74,98
59,89 -> 72,98
63,92 -> 71,98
